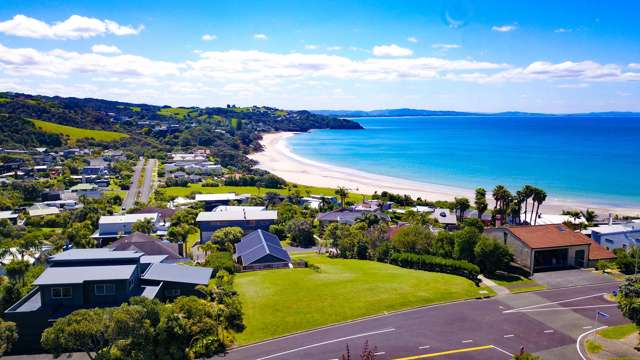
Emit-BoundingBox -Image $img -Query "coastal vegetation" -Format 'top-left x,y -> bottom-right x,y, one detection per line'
235,253 -> 491,344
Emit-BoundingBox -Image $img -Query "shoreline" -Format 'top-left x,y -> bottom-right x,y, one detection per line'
249,132 -> 640,216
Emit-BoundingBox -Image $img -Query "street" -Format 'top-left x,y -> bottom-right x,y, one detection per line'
121,157 -> 144,210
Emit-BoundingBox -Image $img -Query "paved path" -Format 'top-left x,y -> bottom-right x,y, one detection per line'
479,275 -> 511,296
532,269 -> 618,289
223,283 -> 625,360
137,158 -> 156,205
121,158 -> 144,210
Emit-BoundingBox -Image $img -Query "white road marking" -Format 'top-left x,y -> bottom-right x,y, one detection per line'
374,352 -> 385,355
491,345 -> 514,357
462,340 -> 473,343
544,330 -> 555,333
509,304 -> 617,313
418,346 -> 431,349
582,326 -> 592,329
503,334 -> 515,338
254,328 -> 396,360
503,293 -> 607,313
577,326 -> 608,360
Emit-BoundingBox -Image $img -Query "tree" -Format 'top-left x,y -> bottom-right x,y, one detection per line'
618,275 -> 640,346
170,208 -> 199,227
474,237 -> 514,275
335,187 -> 348,208
323,223 -> 351,249
453,197 -> 470,223
286,219 -> 315,247
454,227 -> 480,263
211,227 -> 244,246
462,218 -> 484,233
5,260 -> 30,286
200,241 -> 218,257
264,192 -> 280,209
474,188 -> 488,220
521,185 -> 535,224
356,212 -> 381,228
432,231 -> 455,258
132,218 -> 154,235
64,221 -> 96,249
167,223 -> 194,243
203,251 -> 236,275
581,208 -> 597,225
41,307 -> 112,359
391,224 -> 434,255
0,319 -> 17,356
531,188 -> 547,225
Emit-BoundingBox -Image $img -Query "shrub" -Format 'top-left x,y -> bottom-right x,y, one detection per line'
473,237 -> 514,276
203,251 -> 236,275
389,252 -> 480,284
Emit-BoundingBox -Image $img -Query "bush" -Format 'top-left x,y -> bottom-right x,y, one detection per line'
595,260 -> 612,273
473,237 -> 514,276
389,252 -> 480,284
203,251 -> 236,275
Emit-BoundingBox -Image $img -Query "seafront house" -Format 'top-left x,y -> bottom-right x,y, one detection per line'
588,221 -> 640,250
316,208 -> 391,227
430,208 -> 458,230
234,230 -> 292,270
91,213 -> 169,244
195,192 -> 250,211
3,248 -> 212,352
196,206 -> 278,243
485,224 -> 614,275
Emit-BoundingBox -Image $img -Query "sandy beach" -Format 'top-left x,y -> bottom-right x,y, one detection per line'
250,132 -> 640,217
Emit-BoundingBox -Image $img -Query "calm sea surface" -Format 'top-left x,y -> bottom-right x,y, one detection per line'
287,116 -> 640,207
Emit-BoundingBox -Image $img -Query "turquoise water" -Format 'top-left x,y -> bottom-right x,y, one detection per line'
287,116 -> 640,207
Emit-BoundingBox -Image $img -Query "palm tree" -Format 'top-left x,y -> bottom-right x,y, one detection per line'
474,188 -> 488,220
492,185 -> 506,215
532,188 -> 547,225
581,209 -> 597,225
200,241 -> 218,257
454,197 -> 470,222
264,192 -> 279,209
521,185 -> 535,224
335,187 -> 348,208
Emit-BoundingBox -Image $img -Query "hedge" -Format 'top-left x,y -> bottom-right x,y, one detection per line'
389,252 -> 480,285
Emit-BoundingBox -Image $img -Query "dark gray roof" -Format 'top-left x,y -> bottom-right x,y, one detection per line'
142,263 -> 212,285
141,283 -> 163,299
111,232 -> 184,262
317,209 -> 391,223
33,265 -> 137,285
49,248 -> 143,263
235,230 -> 291,265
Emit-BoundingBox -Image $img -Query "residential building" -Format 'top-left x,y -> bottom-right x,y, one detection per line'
485,224 -> 614,274
316,209 -> 391,227
196,206 -> 278,243
234,230 -> 291,271
92,213 -> 169,243
110,232 -> 188,263
524,213 -> 587,226
81,165 -> 109,176
27,204 -> 60,217
588,222 -> 640,250
0,211 -> 19,225
194,192 -> 250,211
430,208 -> 458,230
170,153 -> 207,163
4,248 -> 212,352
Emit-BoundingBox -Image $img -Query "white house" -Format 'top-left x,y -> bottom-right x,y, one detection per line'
589,222 -> 640,250
92,213 -> 168,242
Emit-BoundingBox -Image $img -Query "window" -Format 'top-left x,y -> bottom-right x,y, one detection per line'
94,283 -> 116,296
51,287 -> 72,299
605,239 -> 614,244
165,289 -> 181,297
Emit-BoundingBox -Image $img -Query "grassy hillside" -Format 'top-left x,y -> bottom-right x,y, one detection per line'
160,184 -> 368,202
234,254 -> 492,344
31,119 -> 128,143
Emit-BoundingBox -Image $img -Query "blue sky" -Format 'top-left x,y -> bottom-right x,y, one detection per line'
0,0 -> 639,112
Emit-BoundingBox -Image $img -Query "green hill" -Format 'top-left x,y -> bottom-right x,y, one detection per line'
31,119 -> 128,143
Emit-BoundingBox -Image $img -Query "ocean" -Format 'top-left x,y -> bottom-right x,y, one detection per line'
286,116 -> 640,208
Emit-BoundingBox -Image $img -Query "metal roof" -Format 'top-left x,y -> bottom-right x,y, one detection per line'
194,193 -> 242,201
142,263 -> 212,285
99,213 -> 159,225
235,230 -> 291,265
196,209 -> 277,222
49,248 -> 143,262
33,265 -> 137,285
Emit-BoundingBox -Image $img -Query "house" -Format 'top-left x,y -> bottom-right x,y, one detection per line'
588,222 -> 640,250
430,208 -> 458,230
132,207 -> 177,224
81,165 -> 109,176
92,213 -> 168,243
195,193 -> 250,211
463,210 -> 493,225
300,197 -> 322,209
168,197 -> 198,209
524,213 -> 587,226
234,230 -> 291,271
196,206 -> 278,243
110,232 -> 188,263
102,150 -> 126,162
0,211 -> 19,225
484,224 -> 614,275
316,209 -> 391,227
170,153 -> 207,163
69,183 -> 102,198
4,248 -> 212,352
41,200 -> 80,210
353,199 -> 393,212
27,204 -> 60,217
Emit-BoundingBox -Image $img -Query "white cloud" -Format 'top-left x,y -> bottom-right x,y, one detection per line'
629,63 -> 640,69
91,44 -> 121,54
372,44 -> 413,57
554,28 -> 572,33
557,83 -> 589,88
0,14 -> 143,40
304,44 -> 318,50
201,34 -> 217,41
407,36 -> 418,43
432,43 -> 461,51
326,46 -> 342,51
492,24 -> 517,32
253,33 -> 268,40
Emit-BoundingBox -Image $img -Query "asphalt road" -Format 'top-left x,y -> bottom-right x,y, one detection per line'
137,158 -> 156,205
121,158 -> 144,210
222,283 -> 626,360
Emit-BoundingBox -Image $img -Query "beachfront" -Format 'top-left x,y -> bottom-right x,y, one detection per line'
250,132 -> 640,217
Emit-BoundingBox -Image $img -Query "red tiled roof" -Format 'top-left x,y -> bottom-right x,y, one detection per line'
505,224 -> 592,249
588,240 -> 616,260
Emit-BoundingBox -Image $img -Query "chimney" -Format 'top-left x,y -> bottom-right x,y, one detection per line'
608,213 -> 613,226
177,241 -> 184,257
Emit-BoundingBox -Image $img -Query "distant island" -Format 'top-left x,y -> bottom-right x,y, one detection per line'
312,108 -> 640,118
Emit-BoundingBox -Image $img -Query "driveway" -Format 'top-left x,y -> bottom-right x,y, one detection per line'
532,269 -> 619,289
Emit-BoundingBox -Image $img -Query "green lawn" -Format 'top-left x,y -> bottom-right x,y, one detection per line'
510,285 -> 546,294
234,254 -> 493,345
598,323 -> 638,340
488,272 -> 545,293
160,184 -> 368,203
585,339 -> 603,354
157,107 -> 195,119
31,119 -> 128,143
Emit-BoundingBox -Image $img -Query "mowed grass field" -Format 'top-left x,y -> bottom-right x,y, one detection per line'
234,254 -> 493,345
161,184 -> 368,203
31,119 -> 128,143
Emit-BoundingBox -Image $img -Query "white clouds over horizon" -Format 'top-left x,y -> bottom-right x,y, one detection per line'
372,44 -> 413,57
407,36 -> 418,43
91,44 -> 121,54
432,43 -> 461,51
0,14 -> 143,40
253,33 -> 268,40
201,34 -> 217,41
492,24 -> 517,32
